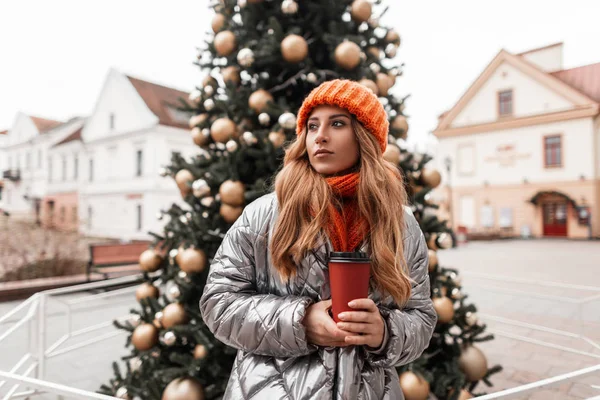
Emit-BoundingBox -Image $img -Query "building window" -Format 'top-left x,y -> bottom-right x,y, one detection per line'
38,149 -> 42,168
74,155 -> 78,180
544,135 -> 562,167
62,156 -> 67,181
48,157 -> 53,183
109,113 -> 115,130
87,206 -> 92,229
72,206 -> 78,224
136,204 -> 142,231
498,89 -> 513,117
136,150 -> 143,177
89,158 -> 94,182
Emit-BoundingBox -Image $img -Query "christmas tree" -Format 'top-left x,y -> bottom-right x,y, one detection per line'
101,1 -> 501,399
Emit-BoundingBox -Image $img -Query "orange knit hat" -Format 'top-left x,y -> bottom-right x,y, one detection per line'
296,79 -> 389,153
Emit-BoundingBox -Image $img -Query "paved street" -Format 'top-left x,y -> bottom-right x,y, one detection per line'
0,239 -> 599,399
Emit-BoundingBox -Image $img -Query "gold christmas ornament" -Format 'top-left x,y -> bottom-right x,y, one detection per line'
376,72 -> 394,96
210,118 -> 237,143
136,282 -> 159,301
189,114 -> 208,129
248,89 -> 274,114
433,296 -> 454,324
281,34 -> 309,63
220,203 -> 243,223
382,145 -> 401,165
211,13 -> 226,33
162,303 -> 189,329
219,180 -> 245,206
193,344 -> 209,359
458,345 -> 489,382
131,323 -> 159,351
162,377 -> 205,400
334,41 -> 361,70
428,250 -> 438,272
399,371 -> 430,400
268,131 -> 286,148
202,75 -> 218,88
178,247 -> 207,274
366,46 -> 380,60
392,115 -> 409,138
139,249 -> 162,272
458,389 -> 474,400
386,29 -> 401,45
221,66 -> 240,85
214,30 -> 236,56
175,169 -> 195,197
421,168 -> 441,188
191,127 -> 211,147
350,0 -> 372,23
358,78 -> 379,95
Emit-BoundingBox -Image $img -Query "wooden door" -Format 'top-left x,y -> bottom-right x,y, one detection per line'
542,202 -> 567,237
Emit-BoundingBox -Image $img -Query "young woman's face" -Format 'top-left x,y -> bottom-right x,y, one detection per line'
305,105 -> 360,176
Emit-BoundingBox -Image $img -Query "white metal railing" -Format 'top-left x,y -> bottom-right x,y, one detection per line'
0,274 -> 145,399
1,272 -> 599,398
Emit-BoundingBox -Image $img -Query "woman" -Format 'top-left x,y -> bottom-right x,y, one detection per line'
200,79 -> 437,399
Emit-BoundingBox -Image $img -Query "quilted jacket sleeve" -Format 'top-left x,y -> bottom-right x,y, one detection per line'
199,199 -> 315,358
365,211 -> 437,367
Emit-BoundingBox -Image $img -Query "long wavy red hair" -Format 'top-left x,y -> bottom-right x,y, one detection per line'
270,118 -> 412,305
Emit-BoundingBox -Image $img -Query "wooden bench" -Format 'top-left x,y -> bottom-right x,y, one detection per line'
87,241 -> 151,280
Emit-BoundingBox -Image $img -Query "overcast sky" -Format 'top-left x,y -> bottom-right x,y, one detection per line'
1,0 -> 600,150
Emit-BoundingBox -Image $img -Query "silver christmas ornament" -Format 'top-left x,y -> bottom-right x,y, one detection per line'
451,287 -> 462,299
204,85 -> 214,96
155,311 -> 164,323
232,13 -> 242,24
278,112 -> 296,130
242,131 -> 257,145
385,44 -> 397,58
129,357 -> 142,372
368,37 -> 378,45
369,63 -> 381,73
438,232 -> 453,249
116,387 -> 129,399
237,48 -> 255,67
167,282 -> 181,300
167,231 -> 174,238
465,311 -> 478,326
169,248 -> 179,259
306,72 -> 317,83
358,22 -> 369,33
226,140 -> 238,152
267,28 -> 274,35
368,16 -> 379,27
258,113 -> 271,126
128,314 -> 141,327
156,212 -> 163,220
374,27 -> 387,39
202,212 -> 209,218
188,90 -> 202,103
158,167 -> 168,177
342,12 -> 351,22
179,215 -> 188,224
178,270 -> 188,279
192,179 -> 210,198
281,0 -> 298,14
237,0 -> 247,7
161,331 -> 177,346
203,99 -> 215,111
200,196 -> 215,207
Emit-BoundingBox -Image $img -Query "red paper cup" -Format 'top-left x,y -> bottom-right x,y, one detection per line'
328,252 -> 371,323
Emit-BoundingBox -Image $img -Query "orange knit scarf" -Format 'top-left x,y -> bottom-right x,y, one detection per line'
324,172 -> 368,252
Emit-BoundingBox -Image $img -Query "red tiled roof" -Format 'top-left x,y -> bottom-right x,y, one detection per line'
30,116 -> 63,133
126,76 -> 189,129
54,126 -> 83,147
551,62 -> 600,102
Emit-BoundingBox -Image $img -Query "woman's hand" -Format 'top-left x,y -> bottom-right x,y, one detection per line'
336,299 -> 385,349
303,300 -> 357,347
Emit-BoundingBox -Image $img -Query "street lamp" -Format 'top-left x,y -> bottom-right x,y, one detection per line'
444,156 -> 453,229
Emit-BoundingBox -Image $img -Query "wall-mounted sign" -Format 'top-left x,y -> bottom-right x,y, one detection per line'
484,143 -> 531,167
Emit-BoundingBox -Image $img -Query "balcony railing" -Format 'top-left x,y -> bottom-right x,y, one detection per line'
2,169 -> 21,182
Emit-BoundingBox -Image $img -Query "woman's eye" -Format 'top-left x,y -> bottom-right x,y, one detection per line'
332,120 -> 345,127
308,123 -> 318,131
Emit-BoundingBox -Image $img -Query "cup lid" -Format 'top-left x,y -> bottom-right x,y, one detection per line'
329,251 -> 371,262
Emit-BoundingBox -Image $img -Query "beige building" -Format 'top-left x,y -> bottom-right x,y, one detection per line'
434,43 -> 599,239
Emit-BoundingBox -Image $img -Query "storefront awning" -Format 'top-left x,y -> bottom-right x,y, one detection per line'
528,190 -> 578,207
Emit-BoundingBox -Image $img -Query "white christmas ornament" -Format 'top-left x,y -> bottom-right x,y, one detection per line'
226,140 -> 238,152
242,131 -> 257,145
116,387 -> 129,399
369,63 -> 381,73
385,44 -> 397,58
278,112 -> 296,130
161,331 -> 176,346
128,314 -> 141,327
306,72 -> 317,83
200,196 -> 215,207
258,113 -> 271,126
167,282 -> 181,300
129,357 -> 142,372
204,85 -> 214,96
237,48 -> 255,67
192,179 -> 210,198
169,248 -> 179,259
238,0 -> 247,7
282,0 -> 298,14
179,215 -> 188,224
204,99 -> 215,111
374,27 -> 387,39
158,167 -> 168,177
188,90 -> 202,103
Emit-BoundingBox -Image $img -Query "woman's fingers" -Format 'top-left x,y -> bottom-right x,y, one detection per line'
336,321 -> 373,334
348,298 -> 378,312
338,311 -> 373,323
344,334 -> 375,346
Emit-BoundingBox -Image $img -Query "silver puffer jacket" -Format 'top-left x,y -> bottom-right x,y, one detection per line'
200,192 -> 437,399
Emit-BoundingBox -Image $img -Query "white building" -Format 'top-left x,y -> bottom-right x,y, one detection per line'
433,43 -> 600,239
1,114 -> 83,222
77,69 -> 194,240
